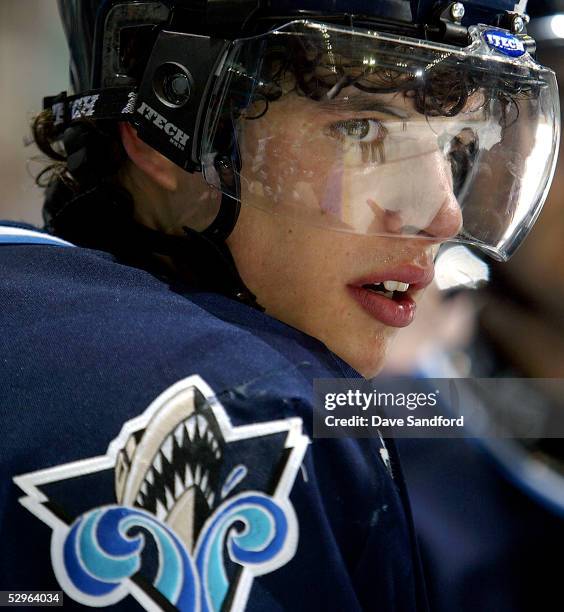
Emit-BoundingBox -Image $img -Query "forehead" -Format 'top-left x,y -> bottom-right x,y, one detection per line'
269,87 -> 412,113
317,88 -> 414,117
250,85 -> 487,126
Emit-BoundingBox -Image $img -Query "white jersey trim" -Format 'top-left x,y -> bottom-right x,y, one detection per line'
0,226 -> 75,248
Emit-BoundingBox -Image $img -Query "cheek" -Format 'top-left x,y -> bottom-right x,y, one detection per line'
228,209 -> 348,330
226,208 -> 306,302
241,114 -> 336,215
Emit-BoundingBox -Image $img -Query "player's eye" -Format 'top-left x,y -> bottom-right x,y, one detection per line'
329,118 -> 386,143
327,118 -> 388,163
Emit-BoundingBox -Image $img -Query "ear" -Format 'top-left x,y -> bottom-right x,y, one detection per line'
118,122 -> 179,192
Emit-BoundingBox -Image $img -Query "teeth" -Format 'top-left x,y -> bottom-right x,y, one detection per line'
165,486 -> 174,509
153,453 -> 162,474
185,418 -> 196,442
383,280 -> 399,292
382,280 -> 409,292
155,498 -> 167,520
184,464 -> 194,487
384,291 -> 394,299
146,469 -> 155,485
194,464 -> 202,486
207,492 -> 215,508
162,436 -> 174,463
174,423 -> 184,446
201,471 -> 209,491
140,481 -> 148,496
197,415 -> 208,439
174,473 -> 184,498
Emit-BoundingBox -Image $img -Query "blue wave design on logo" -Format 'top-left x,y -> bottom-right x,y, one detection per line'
56,495 -> 293,610
195,492 -> 289,612
60,506 -> 198,609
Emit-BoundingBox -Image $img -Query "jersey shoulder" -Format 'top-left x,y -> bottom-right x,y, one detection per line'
0,226 -> 426,612
1,227 -> 349,389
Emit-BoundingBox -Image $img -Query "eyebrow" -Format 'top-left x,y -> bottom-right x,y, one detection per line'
317,95 -> 410,118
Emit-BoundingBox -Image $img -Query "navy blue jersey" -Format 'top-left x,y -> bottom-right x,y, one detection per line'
0,223 -> 427,612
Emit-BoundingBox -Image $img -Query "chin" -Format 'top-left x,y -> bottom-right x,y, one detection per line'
350,354 -> 388,380
326,328 -> 394,379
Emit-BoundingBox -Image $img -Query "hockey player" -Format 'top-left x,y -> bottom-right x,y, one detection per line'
0,0 -> 559,610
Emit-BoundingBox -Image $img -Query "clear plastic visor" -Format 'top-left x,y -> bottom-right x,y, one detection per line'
202,21 -> 560,260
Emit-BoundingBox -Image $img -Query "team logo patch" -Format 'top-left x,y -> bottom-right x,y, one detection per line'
14,376 -> 308,611
483,29 -> 526,57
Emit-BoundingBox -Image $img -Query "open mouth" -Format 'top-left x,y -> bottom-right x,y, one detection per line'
361,280 -> 411,301
348,265 -> 434,327
133,412 -> 223,520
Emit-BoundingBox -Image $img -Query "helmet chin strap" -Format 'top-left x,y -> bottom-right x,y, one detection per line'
182,145 -> 265,311
181,189 -> 264,311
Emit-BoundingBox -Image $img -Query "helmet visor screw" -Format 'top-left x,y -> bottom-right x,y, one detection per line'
451,2 -> 465,22
512,15 -> 525,33
164,73 -> 191,105
153,63 -> 194,108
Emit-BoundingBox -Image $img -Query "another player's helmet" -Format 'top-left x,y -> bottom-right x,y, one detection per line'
49,0 -> 560,261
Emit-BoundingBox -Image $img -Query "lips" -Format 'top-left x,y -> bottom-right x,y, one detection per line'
351,265 -> 435,291
347,265 -> 434,328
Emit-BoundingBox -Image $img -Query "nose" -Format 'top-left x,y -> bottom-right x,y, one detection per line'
359,149 -> 464,239
420,150 -> 463,240
422,189 -> 463,240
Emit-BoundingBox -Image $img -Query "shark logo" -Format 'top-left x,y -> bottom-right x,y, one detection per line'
15,375 -> 308,611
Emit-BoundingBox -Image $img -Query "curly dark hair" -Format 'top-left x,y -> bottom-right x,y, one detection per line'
235,24 -> 539,126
